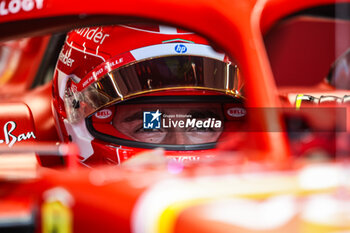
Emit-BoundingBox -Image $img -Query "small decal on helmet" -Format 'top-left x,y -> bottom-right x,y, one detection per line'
59,49 -> 75,67
227,108 -> 246,117
175,44 -> 187,54
95,109 -> 113,119
75,27 -> 110,45
170,156 -> 200,163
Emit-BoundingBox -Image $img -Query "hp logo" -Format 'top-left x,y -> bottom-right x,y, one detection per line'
175,44 -> 187,54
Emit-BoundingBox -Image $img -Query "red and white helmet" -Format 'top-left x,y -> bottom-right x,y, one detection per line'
52,24 -> 244,165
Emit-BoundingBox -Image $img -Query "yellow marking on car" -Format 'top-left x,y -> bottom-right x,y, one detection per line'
295,94 -> 304,110
42,200 -> 73,233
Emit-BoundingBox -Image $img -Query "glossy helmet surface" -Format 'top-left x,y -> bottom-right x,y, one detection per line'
52,24 -> 244,165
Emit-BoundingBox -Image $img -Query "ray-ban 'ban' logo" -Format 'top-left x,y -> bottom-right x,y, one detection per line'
0,121 -> 36,147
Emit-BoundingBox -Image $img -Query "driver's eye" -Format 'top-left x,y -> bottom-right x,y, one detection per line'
186,127 -> 215,132
134,127 -> 164,133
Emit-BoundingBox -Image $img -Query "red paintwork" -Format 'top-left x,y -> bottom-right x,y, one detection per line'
260,0 -> 350,33
0,82 -> 61,166
0,36 -> 50,96
265,17 -> 343,87
0,103 -> 36,147
0,0 -> 291,162
0,0 -> 348,232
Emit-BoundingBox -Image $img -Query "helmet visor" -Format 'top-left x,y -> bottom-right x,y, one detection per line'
86,95 -> 245,150
64,55 -> 241,123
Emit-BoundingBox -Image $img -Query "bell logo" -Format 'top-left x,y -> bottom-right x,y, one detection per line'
175,44 -> 187,54
95,109 -> 112,119
227,108 -> 246,117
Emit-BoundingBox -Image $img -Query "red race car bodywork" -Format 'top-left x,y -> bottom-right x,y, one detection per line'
0,0 -> 349,232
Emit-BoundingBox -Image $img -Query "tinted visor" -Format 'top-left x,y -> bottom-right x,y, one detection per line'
64,55 -> 240,123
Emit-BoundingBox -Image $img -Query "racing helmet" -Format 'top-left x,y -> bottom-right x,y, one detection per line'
52,24 -> 245,165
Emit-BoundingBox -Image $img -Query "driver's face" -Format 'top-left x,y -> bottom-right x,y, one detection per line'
113,103 -> 224,145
